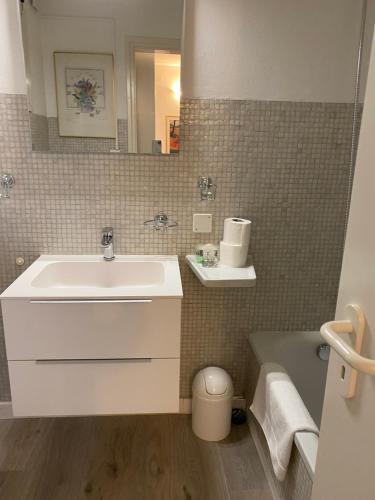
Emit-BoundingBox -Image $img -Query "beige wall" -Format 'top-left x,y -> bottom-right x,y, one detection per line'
0,0 -> 26,94
182,0 -> 370,102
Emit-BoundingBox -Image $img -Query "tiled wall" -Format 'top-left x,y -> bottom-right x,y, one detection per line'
0,94 -> 353,400
29,114 -> 128,153
47,118 -> 128,153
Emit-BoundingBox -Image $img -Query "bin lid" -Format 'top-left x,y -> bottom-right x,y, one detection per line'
194,367 -> 232,396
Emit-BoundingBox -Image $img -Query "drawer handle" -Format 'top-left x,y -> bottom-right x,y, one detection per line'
35,358 -> 152,364
30,300 -> 153,304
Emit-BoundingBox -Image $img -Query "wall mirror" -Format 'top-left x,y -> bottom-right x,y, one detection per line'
20,0 -> 184,155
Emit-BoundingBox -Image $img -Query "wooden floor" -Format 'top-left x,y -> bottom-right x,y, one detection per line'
0,414 -> 272,500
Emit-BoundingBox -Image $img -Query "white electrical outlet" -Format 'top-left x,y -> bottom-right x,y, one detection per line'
193,214 -> 212,233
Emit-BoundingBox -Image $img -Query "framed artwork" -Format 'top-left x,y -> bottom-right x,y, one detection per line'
54,52 -> 116,138
166,116 -> 180,154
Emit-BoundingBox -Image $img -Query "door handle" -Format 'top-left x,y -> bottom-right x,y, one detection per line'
320,304 -> 374,398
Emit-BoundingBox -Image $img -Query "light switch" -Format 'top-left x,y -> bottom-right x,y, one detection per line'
193,213 -> 212,233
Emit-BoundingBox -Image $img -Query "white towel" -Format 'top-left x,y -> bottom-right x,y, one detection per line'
250,363 -> 319,481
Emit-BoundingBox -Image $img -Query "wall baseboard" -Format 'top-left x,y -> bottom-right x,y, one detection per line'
0,402 -> 13,419
179,396 -> 246,414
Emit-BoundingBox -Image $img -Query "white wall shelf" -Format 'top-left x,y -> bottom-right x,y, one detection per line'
186,255 -> 256,288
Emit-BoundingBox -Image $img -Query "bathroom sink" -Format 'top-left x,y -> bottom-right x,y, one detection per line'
1,255 -> 183,416
1,255 -> 183,299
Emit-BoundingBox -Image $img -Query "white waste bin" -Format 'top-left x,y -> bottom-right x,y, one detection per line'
192,367 -> 233,441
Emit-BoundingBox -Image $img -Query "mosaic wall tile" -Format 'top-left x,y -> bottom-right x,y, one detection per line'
0,93 -> 354,401
44,117 -> 128,153
30,111 -> 128,154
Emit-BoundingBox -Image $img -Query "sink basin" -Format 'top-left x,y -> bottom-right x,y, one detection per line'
1,255 -> 182,299
31,261 -> 164,289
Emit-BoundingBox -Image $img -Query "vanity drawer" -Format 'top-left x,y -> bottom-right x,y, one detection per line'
9,358 -> 180,417
2,299 -> 181,360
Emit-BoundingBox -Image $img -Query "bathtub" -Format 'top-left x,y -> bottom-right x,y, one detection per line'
248,331 -> 328,481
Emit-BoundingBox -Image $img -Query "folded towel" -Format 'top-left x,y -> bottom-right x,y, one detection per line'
250,362 -> 319,481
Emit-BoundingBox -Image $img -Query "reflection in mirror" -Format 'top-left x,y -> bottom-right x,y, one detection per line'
129,41 -> 181,154
20,0 -> 184,154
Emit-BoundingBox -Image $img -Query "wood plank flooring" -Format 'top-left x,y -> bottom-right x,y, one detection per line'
0,414 -> 272,500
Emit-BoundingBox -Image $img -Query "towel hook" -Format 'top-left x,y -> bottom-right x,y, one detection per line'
0,174 -> 15,199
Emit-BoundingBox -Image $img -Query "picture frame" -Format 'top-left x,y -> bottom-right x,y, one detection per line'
54,52 -> 116,138
166,116 -> 180,154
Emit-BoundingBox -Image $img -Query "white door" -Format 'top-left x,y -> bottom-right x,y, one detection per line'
312,34 -> 375,500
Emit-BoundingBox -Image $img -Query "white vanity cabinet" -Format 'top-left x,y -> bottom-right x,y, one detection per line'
0,255 -> 183,417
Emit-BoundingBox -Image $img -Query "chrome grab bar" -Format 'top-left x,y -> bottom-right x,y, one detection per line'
320,304 -> 374,398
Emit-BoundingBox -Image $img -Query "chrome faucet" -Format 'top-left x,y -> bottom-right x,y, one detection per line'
101,227 -> 115,261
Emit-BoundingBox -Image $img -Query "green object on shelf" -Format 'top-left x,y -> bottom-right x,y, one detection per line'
195,244 -> 204,263
195,252 -> 204,264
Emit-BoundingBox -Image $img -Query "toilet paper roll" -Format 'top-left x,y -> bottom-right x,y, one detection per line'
220,241 -> 248,267
223,218 -> 251,247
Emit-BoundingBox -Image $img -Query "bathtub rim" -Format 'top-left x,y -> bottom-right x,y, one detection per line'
248,331 -> 322,479
294,431 -> 318,478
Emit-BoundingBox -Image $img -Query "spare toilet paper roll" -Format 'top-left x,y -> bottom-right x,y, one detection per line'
223,218 -> 251,247
220,241 -> 248,267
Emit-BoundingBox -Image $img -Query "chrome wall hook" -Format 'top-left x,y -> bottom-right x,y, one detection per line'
144,213 -> 178,231
198,176 -> 216,201
0,174 -> 15,199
